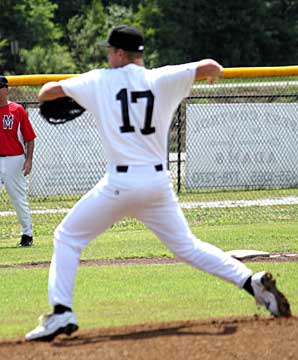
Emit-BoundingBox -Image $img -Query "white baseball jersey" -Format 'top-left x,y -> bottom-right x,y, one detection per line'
60,63 -> 196,165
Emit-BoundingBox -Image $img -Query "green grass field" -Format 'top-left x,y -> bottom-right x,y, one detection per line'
1,262 -> 297,339
1,188 -> 298,339
1,221 -> 298,265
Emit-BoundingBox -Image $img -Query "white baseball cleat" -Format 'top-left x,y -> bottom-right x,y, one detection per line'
25,311 -> 78,341
251,271 -> 291,317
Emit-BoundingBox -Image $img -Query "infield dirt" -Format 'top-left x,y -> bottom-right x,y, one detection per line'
0,316 -> 297,360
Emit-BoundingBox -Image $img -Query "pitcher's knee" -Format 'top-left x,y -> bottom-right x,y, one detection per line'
54,224 -> 64,242
54,224 -> 90,250
166,236 -> 202,260
174,246 -> 201,261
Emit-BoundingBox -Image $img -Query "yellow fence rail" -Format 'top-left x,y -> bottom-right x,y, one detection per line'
6,65 -> 298,86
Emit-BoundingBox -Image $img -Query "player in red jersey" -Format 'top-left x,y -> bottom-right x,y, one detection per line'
0,75 -> 36,246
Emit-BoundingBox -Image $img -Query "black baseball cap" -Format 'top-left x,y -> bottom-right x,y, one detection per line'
98,25 -> 144,52
0,75 -> 8,87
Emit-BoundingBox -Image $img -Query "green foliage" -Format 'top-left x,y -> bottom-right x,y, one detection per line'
0,39 -> 9,69
67,0 -> 107,72
1,1 -> 298,74
20,44 -> 76,74
15,0 -> 62,47
67,1 -> 142,71
149,0 -> 267,66
0,0 -> 64,73
52,0 -> 93,27
105,3 -> 135,27
0,0 -> 19,73
260,0 -> 298,65
135,0 -> 161,67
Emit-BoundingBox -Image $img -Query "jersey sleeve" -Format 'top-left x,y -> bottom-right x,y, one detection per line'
152,63 -> 196,110
19,106 -> 36,142
60,70 -> 102,114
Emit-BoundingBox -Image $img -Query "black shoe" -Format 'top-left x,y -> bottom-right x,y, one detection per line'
18,235 -> 33,247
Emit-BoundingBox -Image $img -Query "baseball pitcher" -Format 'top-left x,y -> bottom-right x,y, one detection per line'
26,25 -> 291,341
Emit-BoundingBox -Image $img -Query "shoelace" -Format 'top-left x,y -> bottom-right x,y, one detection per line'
38,313 -> 53,326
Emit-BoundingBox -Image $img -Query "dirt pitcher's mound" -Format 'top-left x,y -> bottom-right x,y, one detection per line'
0,316 -> 297,360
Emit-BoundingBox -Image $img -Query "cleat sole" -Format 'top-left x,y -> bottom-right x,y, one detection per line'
30,324 -> 79,342
261,273 -> 291,317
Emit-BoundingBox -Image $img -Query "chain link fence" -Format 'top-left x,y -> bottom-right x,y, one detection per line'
171,80 -> 298,192
1,78 -> 298,244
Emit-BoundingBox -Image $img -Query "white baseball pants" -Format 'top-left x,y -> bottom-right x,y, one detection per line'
0,155 -> 32,236
49,164 -> 252,307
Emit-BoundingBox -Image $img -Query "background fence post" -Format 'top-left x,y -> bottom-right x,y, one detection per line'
177,103 -> 182,193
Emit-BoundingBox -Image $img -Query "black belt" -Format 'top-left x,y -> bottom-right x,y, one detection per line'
116,164 -> 163,173
0,155 -> 7,157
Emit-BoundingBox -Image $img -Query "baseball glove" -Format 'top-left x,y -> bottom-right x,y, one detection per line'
39,97 -> 86,125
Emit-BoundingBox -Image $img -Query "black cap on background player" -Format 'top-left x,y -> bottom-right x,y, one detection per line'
0,75 -> 8,88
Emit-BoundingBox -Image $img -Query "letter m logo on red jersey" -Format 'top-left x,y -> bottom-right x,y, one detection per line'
3,115 -> 14,130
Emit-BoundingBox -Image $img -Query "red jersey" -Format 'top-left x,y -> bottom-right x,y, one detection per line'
0,101 -> 36,156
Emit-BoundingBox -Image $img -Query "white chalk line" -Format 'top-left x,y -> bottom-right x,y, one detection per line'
1,196 -> 298,217
181,196 -> 298,209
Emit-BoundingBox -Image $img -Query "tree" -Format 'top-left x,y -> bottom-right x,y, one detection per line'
259,0 -> 298,65
67,1 -> 138,72
20,44 -> 76,74
102,0 -> 142,11
0,0 -> 22,73
147,0 -> 268,67
134,0 -> 161,67
192,0 -> 267,66
0,0 -> 67,73
143,0 -> 298,67
52,0 -> 93,28
15,0 -> 62,48
2,0 -> 298,74
67,0 -> 107,72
